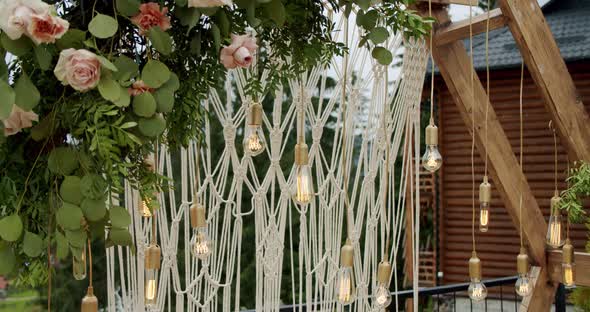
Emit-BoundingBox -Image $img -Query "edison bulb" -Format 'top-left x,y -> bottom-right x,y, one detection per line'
191,227 -> 211,260
336,266 -> 356,305
374,284 -> 392,309
72,247 -> 87,280
422,145 -> 442,172
563,262 -> 576,288
479,202 -> 489,233
140,198 -> 152,218
243,125 -> 266,156
515,274 -> 532,297
292,164 -> 313,205
468,279 -> 487,302
546,213 -> 565,248
145,268 -> 158,307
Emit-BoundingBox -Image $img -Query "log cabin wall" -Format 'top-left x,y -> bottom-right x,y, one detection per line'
436,61 -> 590,285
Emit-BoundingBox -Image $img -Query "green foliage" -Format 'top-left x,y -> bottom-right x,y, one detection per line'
559,161 -> 590,223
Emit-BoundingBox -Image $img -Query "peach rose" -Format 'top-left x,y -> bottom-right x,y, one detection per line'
2,105 -> 38,137
54,49 -> 101,92
0,0 -> 50,40
27,12 -> 69,45
131,3 -> 171,35
128,80 -> 154,96
220,34 -> 258,69
188,0 -> 232,8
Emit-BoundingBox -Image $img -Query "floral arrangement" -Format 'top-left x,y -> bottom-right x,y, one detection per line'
0,0 -> 431,289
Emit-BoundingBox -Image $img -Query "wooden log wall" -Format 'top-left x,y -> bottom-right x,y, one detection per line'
437,61 -> 590,285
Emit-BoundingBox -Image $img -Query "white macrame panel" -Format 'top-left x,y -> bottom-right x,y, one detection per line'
105,11 -> 429,312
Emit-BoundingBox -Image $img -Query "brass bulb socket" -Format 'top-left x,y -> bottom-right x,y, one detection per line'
145,244 -> 161,270
563,239 -> 574,264
190,203 -> 206,228
377,261 -> 392,284
81,286 -> 98,312
425,124 -> 438,146
517,249 -> 530,275
550,194 -> 562,213
294,142 -> 309,166
340,244 -> 354,268
479,177 -> 492,203
469,252 -> 482,280
248,102 -> 263,126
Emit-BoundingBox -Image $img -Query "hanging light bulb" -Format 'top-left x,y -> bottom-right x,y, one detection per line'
562,239 -> 576,288
479,176 -> 491,233
373,261 -> 392,309
336,243 -> 356,305
546,191 -> 565,248
515,248 -> 532,297
243,102 -> 266,157
190,203 -> 211,260
73,245 -> 87,280
422,119 -> 442,172
144,243 -> 161,308
291,142 -> 314,205
80,286 -> 98,312
468,252 -> 487,302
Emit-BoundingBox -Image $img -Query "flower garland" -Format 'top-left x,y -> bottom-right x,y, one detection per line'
0,0 -> 432,289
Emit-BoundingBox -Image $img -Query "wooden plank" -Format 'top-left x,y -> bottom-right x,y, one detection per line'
435,8 -> 506,46
499,0 -> 590,162
424,5 -> 557,311
547,250 -> 590,287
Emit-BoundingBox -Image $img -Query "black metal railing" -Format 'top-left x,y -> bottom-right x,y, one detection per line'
242,276 -> 568,312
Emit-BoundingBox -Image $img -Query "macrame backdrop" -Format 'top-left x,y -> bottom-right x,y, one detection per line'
105,9 -> 429,312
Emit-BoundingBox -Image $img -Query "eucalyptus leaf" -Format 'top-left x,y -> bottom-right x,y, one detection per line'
116,0 -> 140,16
14,74 -> 40,111
48,147 -> 79,176
138,114 -> 166,137
0,246 -> 16,274
148,27 -> 173,56
0,214 -> 23,242
113,55 -> 139,82
56,29 -> 86,50
110,206 -> 131,228
0,80 -> 15,119
60,176 -> 83,205
142,60 -> 170,88
132,92 -> 157,117
34,44 -> 53,70
175,7 -> 201,33
372,46 -> 393,65
23,232 -> 43,257
81,197 -> 107,222
98,75 -> 121,102
65,229 -> 87,248
264,0 -> 286,26
114,87 -> 131,107
89,14 -> 118,39
56,203 -> 83,231
1,33 -> 32,56
56,231 -> 69,259
369,27 -> 389,44
97,55 -> 118,72
109,228 -> 133,246
154,89 -> 175,113
215,10 -> 230,37
81,174 -> 108,200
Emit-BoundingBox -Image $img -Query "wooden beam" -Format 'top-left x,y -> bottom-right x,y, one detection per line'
548,250 -> 590,287
499,0 -> 590,162
424,6 -> 557,311
434,8 -> 507,46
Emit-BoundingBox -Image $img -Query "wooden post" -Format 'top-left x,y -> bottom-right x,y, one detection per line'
421,5 -> 557,311
499,0 -> 590,162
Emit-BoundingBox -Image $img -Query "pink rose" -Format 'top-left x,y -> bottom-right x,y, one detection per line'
128,80 -> 154,96
54,49 -> 101,92
220,34 -> 258,69
2,105 -> 38,137
188,0 -> 233,8
27,12 -> 69,45
0,0 -> 50,40
130,3 -> 171,35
